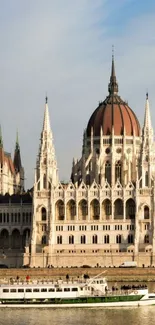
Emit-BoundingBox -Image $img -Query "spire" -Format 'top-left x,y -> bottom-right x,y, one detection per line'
143,92 -> 152,132
36,96 -> 59,187
108,46 -> 119,95
0,125 -> 3,148
42,95 -> 51,133
14,131 -> 22,173
15,130 -> 19,149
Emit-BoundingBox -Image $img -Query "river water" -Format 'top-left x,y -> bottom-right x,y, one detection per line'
0,282 -> 155,325
0,307 -> 155,325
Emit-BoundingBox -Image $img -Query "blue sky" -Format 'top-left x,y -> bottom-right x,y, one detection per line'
0,0 -> 155,188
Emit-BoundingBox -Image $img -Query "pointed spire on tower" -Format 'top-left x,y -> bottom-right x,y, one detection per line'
108,46 -> 119,95
143,92 -> 152,131
42,94 -> 51,133
14,131 -> 22,173
0,125 -> 3,148
15,129 -> 19,149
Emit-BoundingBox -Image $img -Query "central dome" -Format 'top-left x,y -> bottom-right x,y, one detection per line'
86,57 -> 140,137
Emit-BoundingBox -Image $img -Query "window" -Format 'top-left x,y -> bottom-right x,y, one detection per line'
115,161 -> 122,183
57,235 -> 62,244
144,235 -> 149,244
128,234 -> 133,244
3,289 -> 9,293
69,235 -> 74,244
105,161 -> 111,185
41,288 -> 47,292
144,206 -> 149,219
18,289 -> 24,292
49,288 -> 55,292
33,288 -> 40,292
26,289 -> 32,292
145,172 -> 148,187
72,288 -> 78,291
64,288 -> 70,292
56,288 -> 62,292
104,235 -> 109,244
116,234 -> 121,244
41,207 -> 47,221
42,235 -> 46,245
43,174 -> 46,189
92,235 -> 98,244
10,289 -> 16,293
81,235 -> 86,244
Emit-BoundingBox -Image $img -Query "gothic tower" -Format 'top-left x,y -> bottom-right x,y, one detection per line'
13,131 -> 24,193
30,97 -> 59,266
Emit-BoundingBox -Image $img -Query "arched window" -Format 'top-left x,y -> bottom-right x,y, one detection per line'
92,234 -> 98,244
57,235 -> 62,244
69,235 -> 74,244
43,174 -> 46,189
41,207 -> 46,221
70,201 -> 76,218
105,161 -> 111,185
81,235 -> 86,244
144,206 -> 149,219
58,203 -> 64,218
91,199 -> 100,220
144,234 -> 149,244
116,234 -> 121,244
145,172 -> 148,187
114,199 -> 123,219
81,201 -> 88,217
104,235 -> 109,244
128,234 -> 133,244
42,235 -> 46,245
37,181 -> 40,191
126,199 -> 135,219
115,161 -> 122,183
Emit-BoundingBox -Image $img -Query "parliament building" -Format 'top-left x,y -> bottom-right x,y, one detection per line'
1,56 -> 155,268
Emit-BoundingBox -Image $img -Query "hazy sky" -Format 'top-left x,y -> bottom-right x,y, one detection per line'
0,0 -> 155,189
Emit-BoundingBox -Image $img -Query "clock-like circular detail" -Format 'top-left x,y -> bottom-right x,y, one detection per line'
105,147 -> 110,154
116,148 -> 121,154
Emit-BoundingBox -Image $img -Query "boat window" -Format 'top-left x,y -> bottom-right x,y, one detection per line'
18,289 -> 24,292
33,288 -> 40,292
41,288 -> 47,292
48,288 -> 55,292
72,288 -> 78,292
10,289 -> 16,293
26,289 -> 32,292
100,280 -> 103,284
3,289 -> 9,293
80,288 -> 83,291
56,288 -> 62,292
64,288 -> 70,292
149,296 -> 155,298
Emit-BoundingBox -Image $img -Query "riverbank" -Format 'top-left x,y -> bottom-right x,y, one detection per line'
0,267 -> 155,282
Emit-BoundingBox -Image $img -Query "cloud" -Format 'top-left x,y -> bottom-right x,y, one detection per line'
0,0 -> 155,187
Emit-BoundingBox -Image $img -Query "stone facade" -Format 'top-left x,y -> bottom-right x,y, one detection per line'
0,57 -> 155,268
27,58 -> 155,268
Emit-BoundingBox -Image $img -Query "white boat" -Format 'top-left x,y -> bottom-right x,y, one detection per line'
0,273 -> 154,308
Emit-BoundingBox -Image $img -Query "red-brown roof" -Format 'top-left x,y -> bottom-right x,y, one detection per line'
86,95 -> 140,137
